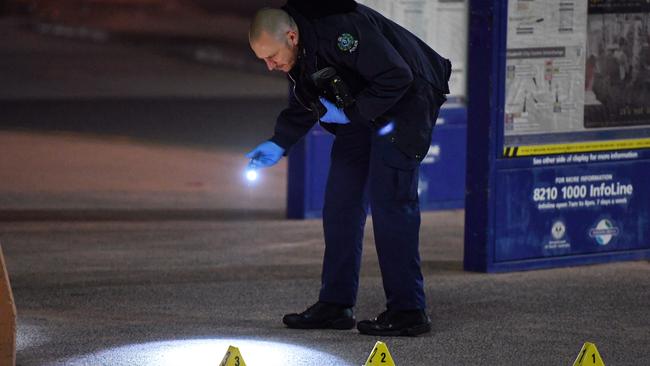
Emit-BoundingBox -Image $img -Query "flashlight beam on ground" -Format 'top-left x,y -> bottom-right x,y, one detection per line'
62,339 -> 353,366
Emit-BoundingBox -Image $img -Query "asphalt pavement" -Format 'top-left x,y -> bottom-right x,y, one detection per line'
0,14 -> 649,366
2,215 -> 649,366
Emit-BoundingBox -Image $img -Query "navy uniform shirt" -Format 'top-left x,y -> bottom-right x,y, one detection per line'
270,2 -> 452,160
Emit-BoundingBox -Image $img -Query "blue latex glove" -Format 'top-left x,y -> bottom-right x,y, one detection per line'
377,120 -> 396,136
319,97 -> 350,124
246,141 -> 285,168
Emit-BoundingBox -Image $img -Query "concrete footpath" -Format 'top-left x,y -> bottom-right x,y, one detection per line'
1,199 -> 649,365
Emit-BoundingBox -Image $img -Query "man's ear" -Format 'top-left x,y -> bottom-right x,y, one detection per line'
287,30 -> 299,47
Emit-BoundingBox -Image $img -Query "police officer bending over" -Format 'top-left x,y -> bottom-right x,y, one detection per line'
246,0 -> 451,336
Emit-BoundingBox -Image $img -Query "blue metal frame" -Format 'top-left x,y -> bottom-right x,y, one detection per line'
464,0 -> 507,272
286,135 -> 308,219
287,126 -> 334,219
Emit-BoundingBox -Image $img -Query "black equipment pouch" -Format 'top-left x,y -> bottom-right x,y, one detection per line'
310,67 -> 356,115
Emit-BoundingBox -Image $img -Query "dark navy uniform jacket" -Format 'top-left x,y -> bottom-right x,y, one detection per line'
270,1 -> 452,160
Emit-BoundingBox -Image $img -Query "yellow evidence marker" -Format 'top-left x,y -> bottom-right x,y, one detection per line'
572,342 -> 605,366
363,341 -> 396,366
1,244 -> 17,366
219,345 -> 247,366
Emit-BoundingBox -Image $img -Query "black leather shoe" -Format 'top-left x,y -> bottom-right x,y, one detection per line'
282,302 -> 356,329
357,309 -> 431,336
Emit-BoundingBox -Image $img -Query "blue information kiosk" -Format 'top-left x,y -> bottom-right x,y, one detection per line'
464,0 -> 650,272
287,103 -> 467,219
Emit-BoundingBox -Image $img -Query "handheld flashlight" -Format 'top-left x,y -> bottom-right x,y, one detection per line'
245,168 -> 258,182
245,158 -> 259,182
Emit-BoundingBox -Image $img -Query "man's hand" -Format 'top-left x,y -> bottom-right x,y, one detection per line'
319,97 -> 350,124
246,141 -> 285,168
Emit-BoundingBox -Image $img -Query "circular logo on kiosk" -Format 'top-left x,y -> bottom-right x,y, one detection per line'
551,221 -> 566,240
589,219 -> 619,246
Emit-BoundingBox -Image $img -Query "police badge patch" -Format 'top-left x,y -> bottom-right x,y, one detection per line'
337,33 -> 358,53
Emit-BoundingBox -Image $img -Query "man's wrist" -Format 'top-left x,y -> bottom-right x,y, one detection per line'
269,136 -> 290,156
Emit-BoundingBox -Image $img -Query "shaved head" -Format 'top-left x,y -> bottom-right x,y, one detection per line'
249,8 -> 298,43
249,8 -> 300,73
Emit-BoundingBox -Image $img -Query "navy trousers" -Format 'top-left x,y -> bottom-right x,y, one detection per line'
318,121 -> 425,311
